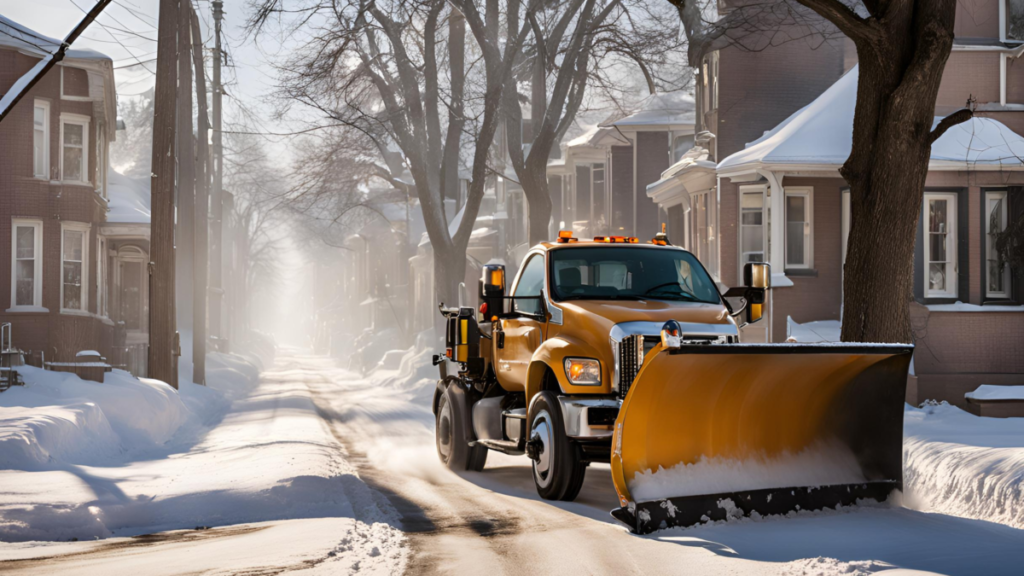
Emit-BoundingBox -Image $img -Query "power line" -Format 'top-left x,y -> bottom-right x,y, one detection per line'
69,0 -> 156,74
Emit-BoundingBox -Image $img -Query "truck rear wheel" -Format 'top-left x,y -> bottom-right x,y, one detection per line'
436,383 -> 488,472
529,391 -> 586,501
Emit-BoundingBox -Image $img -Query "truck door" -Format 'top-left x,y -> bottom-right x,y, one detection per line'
495,254 -> 547,391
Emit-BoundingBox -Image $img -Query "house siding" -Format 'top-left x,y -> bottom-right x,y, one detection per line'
635,132 -> 669,237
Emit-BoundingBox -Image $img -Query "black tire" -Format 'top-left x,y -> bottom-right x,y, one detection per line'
529,391 -> 586,501
435,384 -> 489,472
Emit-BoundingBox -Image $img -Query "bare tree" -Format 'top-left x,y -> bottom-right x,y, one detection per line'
247,0 -> 534,307
496,0 -> 684,244
670,0 -> 971,343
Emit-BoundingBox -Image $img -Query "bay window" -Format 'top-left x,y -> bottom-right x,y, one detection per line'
10,220 -> 43,309
785,187 -> 813,269
33,101 -> 49,179
923,193 -> 957,298
61,224 -> 90,313
60,114 -> 89,184
986,191 -> 1010,298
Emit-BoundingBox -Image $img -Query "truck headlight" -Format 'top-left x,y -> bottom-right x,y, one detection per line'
564,358 -> 601,385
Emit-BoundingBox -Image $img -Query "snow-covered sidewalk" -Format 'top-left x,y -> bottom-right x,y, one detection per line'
0,353 -> 407,574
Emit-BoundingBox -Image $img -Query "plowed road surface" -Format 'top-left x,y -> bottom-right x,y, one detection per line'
4,353 -> 1024,575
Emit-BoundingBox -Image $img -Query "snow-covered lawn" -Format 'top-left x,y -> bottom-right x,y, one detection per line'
0,353 -> 407,574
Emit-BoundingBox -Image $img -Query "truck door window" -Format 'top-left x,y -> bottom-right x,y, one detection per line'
514,255 -> 545,316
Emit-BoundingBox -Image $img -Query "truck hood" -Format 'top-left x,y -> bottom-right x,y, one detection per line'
556,299 -> 733,333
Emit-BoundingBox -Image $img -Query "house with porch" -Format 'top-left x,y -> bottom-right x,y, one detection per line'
646,1 -> 1024,407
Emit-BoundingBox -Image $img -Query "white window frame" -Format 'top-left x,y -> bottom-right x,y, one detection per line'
95,124 -> 106,197
33,100 -> 50,179
739,185 -> 768,276
923,192 -> 958,299
60,66 -> 92,101
60,222 -> 91,314
59,113 -> 90,186
10,219 -> 43,310
985,190 -> 1011,298
784,187 -> 814,270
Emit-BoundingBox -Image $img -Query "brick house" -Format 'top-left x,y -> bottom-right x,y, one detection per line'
645,2 -> 1024,406
0,16 -> 120,369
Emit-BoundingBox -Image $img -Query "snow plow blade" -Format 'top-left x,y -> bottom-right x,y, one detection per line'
610,343 -> 913,534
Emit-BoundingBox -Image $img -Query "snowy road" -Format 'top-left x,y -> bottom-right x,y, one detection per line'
4,352 -> 1024,575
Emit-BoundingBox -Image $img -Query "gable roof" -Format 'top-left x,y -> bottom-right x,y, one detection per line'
604,90 -> 696,129
718,65 -> 1024,174
0,15 -> 110,61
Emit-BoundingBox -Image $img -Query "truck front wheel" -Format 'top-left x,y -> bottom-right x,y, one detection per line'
435,382 -> 488,472
528,391 -> 586,501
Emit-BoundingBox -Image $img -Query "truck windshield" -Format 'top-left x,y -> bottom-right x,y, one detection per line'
549,246 -> 720,304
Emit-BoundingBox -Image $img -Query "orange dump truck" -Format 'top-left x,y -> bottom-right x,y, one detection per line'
433,231 -> 912,534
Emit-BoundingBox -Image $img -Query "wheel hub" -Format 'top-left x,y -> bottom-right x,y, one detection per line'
531,411 -> 554,485
437,400 -> 453,460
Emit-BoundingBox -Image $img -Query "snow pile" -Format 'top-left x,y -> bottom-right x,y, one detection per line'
369,329 -> 442,403
0,368 -> 189,469
628,443 -> 867,502
903,402 -> 1024,529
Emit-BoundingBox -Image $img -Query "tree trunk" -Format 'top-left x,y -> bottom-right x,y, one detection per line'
824,0 -> 960,343
148,0 -> 178,387
522,163 -> 553,245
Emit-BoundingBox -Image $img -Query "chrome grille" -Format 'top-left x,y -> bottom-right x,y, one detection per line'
618,335 -> 654,398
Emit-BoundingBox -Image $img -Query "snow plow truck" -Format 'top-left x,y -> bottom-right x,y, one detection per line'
433,229 -> 912,534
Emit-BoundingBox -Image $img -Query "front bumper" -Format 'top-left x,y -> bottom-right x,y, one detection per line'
557,396 -> 621,440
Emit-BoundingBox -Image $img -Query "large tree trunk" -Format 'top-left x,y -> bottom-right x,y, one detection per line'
800,0 -> 963,343
522,160 -> 553,245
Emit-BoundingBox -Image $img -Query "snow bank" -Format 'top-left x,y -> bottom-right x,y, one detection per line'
904,402 -> 1024,529
0,355 -> 263,472
368,330 -> 442,404
628,443 -> 867,502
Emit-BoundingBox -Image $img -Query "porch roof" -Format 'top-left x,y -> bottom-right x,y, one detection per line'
603,90 -> 696,129
718,65 -> 1024,176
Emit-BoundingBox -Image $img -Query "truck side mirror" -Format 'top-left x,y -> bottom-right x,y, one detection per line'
479,264 -> 506,321
744,262 -> 770,289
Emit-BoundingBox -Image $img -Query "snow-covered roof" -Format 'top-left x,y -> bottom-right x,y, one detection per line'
0,15 -> 111,61
719,65 -> 1024,174
605,91 -> 696,128
106,168 -> 151,224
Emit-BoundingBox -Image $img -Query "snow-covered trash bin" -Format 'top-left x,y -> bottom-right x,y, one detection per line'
965,385 -> 1024,418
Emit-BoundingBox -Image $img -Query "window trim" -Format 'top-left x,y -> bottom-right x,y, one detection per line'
60,222 -> 91,315
784,186 -> 814,270
33,100 -> 50,180
59,113 -> 90,186
985,190 -> 1011,299
923,192 -> 958,299
60,66 -> 92,101
738,184 -> 768,270
10,219 -> 44,311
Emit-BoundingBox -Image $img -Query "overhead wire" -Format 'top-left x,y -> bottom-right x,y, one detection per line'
68,0 -> 156,75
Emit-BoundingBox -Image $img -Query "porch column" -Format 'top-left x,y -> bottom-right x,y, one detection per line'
763,170 -> 786,273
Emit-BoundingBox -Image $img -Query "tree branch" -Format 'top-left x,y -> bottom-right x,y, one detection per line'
795,0 -> 875,44
929,108 -> 973,144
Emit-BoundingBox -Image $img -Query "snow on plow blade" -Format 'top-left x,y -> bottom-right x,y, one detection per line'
609,343 -> 913,534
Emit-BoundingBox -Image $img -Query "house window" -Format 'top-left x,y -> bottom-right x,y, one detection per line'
33,101 -> 49,179
785,187 -> 813,269
740,187 -> 766,264
592,164 -> 607,236
986,191 -> 1010,298
60,115 -> 90,184
923,193 -> 957,298
1006,0 -> 1024,42
61,66 -> 90,98
11,220 -> 43,309
61,225 -> 89,312
97,236 -> 107,317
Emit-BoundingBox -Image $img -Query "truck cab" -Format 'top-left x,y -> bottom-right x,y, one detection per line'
434,231 -> 769,501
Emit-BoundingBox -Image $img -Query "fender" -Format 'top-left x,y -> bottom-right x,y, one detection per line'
525,335 -> 612,414
445,379 -> 478,444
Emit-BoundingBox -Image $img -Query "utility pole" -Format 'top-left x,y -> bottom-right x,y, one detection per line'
149,0 -> 178,387
176,0 -> 195,383
190,5 -> 209,385
210,0 -> 225,352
